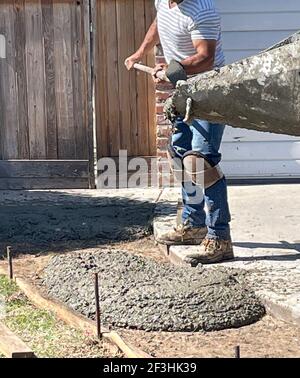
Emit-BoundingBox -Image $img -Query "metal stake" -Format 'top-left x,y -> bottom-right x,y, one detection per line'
6,246 -> 13,280
94,272 -> 102,340
235,345 -> 240,359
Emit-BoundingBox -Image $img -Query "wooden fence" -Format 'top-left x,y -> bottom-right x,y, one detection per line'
0,0 -> 156,189
0,0 -> 93,189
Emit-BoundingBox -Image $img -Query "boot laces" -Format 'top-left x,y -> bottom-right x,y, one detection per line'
173,223 -> 191,242
202,238 -> 218,251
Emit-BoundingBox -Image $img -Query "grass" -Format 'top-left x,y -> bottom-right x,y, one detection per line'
0,275 -> 121,358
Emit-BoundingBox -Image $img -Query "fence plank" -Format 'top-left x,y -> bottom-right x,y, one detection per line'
25,0 -> 47,159
116,0 -> 137,156
134,0 -> 149,156
53,1 -> 76,159
94,0 -> 110,157
42,0 -> 58,159
145,0 -> 157,156
15,0 -> 30,159
0,3 -> 19,159
71,0 -> 87,160
106,0 -> 121,156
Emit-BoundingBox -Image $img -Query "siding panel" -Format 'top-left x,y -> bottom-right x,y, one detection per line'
215,0 -> 300,179
216,0 -> 300,13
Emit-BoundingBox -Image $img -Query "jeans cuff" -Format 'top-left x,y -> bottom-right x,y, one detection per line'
206,228 -> 231,240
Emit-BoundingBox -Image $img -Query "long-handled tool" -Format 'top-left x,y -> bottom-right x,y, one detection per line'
133,60 -> 187,86
133,63 -> 169,82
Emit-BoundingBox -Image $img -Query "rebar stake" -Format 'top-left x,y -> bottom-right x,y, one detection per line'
6,246 -> 13,280
235,345 -> 240,358
94,272 -> 102,340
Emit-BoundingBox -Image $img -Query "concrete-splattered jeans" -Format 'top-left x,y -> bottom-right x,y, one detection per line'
170,117 -> 231,240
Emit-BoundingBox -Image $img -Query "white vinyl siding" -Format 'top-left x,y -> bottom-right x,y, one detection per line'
215,0 -> 300,179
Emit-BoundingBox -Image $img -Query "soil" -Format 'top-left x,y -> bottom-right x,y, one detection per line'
119,315 -> 300,358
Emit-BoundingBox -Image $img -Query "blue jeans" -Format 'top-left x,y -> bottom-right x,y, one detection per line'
171,117 -> 231,240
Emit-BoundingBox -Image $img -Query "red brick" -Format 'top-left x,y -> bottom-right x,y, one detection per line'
156,115 -> 171,125
156,104 -> 165,114
157,151 -> 168,159
156,90 -> 173,101
156,82 -> 174,91
157,137 -> 169,149
157,125 -> 172,138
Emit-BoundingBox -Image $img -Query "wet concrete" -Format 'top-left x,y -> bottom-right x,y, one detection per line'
0,191 -> 156,255
43,250 -> 265,332
165,40 -> 300,136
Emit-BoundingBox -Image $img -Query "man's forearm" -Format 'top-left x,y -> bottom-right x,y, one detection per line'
180,53 -> 215,75
136,18 -> 160,57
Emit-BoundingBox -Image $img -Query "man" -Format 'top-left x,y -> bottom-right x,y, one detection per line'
125,0 -> 233,264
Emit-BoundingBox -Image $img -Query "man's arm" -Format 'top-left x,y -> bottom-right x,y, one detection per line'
180,39 -> 216,75
125,18 -> 160,70
152,39 -> 216,83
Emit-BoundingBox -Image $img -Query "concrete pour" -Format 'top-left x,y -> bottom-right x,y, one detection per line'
0,189 -> 159,254
43,250 -> 265,332
165,38 -> 300,137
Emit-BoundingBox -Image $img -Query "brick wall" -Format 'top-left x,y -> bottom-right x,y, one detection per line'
155,46 -> 175,187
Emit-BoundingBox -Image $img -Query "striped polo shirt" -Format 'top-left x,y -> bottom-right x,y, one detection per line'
155,0 -> 225,68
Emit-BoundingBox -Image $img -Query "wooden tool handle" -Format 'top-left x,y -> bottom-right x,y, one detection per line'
133,63 -> 169,82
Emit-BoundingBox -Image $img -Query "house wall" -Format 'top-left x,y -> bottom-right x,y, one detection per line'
156,0 -> 300,181
216,0 -> 300,179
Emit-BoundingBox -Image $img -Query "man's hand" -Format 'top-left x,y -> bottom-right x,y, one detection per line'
124,52 -> 143,71
152,63 -> 168,83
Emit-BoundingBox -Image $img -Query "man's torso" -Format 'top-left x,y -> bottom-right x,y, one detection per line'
155,0 -> 225,68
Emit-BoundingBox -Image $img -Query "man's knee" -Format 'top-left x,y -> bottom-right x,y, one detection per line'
182,151 -> 224,189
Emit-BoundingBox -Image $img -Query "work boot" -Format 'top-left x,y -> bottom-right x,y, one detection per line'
184,238 -> 234,265
156,223 -> 207,245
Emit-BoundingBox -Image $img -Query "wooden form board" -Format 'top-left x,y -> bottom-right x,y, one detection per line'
94,0 -> 157,159
0,322 -> 36,358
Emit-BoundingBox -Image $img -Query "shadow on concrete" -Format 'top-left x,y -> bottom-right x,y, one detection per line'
0,190 -> 169,257
232,241 -> 300,262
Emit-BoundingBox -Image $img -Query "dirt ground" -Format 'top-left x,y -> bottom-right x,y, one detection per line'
1,237 -> 300,358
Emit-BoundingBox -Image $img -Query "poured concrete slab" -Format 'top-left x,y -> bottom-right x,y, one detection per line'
0,188 -> 162,255
153,185 -> 300,326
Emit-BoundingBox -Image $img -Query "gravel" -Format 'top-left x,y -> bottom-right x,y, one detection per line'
43,250 -> 265,332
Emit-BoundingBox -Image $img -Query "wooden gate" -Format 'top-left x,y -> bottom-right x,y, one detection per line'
0,0 -> 93,189
94,0 -> 156,159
